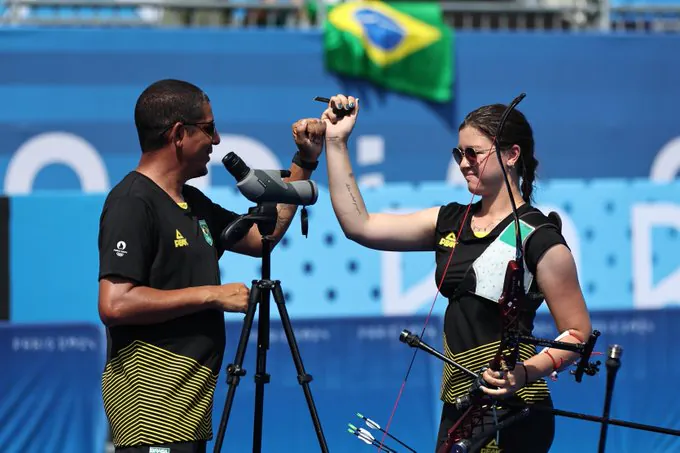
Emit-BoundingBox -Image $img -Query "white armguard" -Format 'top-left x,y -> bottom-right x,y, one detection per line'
539,329 -> 582,380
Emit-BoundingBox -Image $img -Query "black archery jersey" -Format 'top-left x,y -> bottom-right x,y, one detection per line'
433,201 -> 567,406
98,171 -> 240,448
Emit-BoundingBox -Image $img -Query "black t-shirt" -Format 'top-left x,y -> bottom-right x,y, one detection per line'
97,171 -> 240,448
433,201 -> 567,406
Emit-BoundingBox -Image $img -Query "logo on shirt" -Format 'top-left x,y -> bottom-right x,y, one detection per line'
481,438 -> 503,453
198,219 -> 214,246
439,232 -> 457,248
174,229 -> 189,248
149,448 -> 170,453
114,241 -> 127,257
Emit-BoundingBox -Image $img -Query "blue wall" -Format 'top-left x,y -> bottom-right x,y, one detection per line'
9,180 -> 680,324
2,28 -> 680,453
1,29 -> 680,196
3,28 -> 680,318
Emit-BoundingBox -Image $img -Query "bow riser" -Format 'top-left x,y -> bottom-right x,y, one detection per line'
490,259 -> 525,372
439,258 -> 527,453
437,405 -> 485,453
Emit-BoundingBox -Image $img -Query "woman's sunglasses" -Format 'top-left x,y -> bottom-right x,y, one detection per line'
452,147 -> 495,165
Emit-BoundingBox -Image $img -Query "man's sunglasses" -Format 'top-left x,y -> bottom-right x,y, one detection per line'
452,147 -> 495,165
159,121 -> 217,139
186,121 -> 217,138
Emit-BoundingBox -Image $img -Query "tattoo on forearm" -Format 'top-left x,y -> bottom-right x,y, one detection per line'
345,183 -> 362,215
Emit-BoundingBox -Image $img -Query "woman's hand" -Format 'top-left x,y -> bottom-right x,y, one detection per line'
321,93 -> 360,143
479,366 -> 527,398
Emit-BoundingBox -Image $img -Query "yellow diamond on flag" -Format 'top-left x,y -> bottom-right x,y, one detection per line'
328,1 -> 443,67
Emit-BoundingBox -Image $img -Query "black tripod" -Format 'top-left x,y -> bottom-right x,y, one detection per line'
212,203 -> 329,453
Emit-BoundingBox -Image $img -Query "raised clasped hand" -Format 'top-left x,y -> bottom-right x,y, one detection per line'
292,118 -> 327,162
321,93 -> 360,143
479,367 -> 526,398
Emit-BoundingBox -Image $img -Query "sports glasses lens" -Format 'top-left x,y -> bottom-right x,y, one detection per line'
203,122 -> 216,137
452,147 -> 478,165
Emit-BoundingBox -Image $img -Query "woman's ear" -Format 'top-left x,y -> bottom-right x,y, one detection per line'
507,144 -> 521,167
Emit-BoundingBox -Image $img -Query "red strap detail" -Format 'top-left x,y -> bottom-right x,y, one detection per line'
544,350 -> 558,371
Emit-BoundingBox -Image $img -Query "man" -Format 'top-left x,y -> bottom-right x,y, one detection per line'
98,79 -> 326,453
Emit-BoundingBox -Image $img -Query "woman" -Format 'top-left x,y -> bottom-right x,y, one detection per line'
310,94 -> 592,453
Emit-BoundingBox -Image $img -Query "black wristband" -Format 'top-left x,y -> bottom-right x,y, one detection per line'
293,151 -> 319,171
521,363 -> 529,386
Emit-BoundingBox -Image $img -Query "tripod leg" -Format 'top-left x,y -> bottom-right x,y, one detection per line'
213,280 -> 261,453
252,280 -> 273,453
272,281 -> 330,453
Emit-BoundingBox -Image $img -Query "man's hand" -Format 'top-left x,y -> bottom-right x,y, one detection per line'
292,118 -> 326,162
210,283 -> 250,313
322,94 -> 359,144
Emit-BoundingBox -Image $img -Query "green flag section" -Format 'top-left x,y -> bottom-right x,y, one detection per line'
322,0 -> 454,103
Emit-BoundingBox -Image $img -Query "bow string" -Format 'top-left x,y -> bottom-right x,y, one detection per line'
435,94 -> 531,453
376,94 -> 528,452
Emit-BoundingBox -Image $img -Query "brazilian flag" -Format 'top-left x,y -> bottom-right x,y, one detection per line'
321,0 -> 454,103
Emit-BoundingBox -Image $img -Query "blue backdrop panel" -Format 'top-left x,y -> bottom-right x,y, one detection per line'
0,309 -> 677,453
0,29 -> 679,195
209,310 -> 679,453
9,192 -> 106,323
9,180 -> 680,324
211,315 -> 444,453
0,322 -> 108,453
